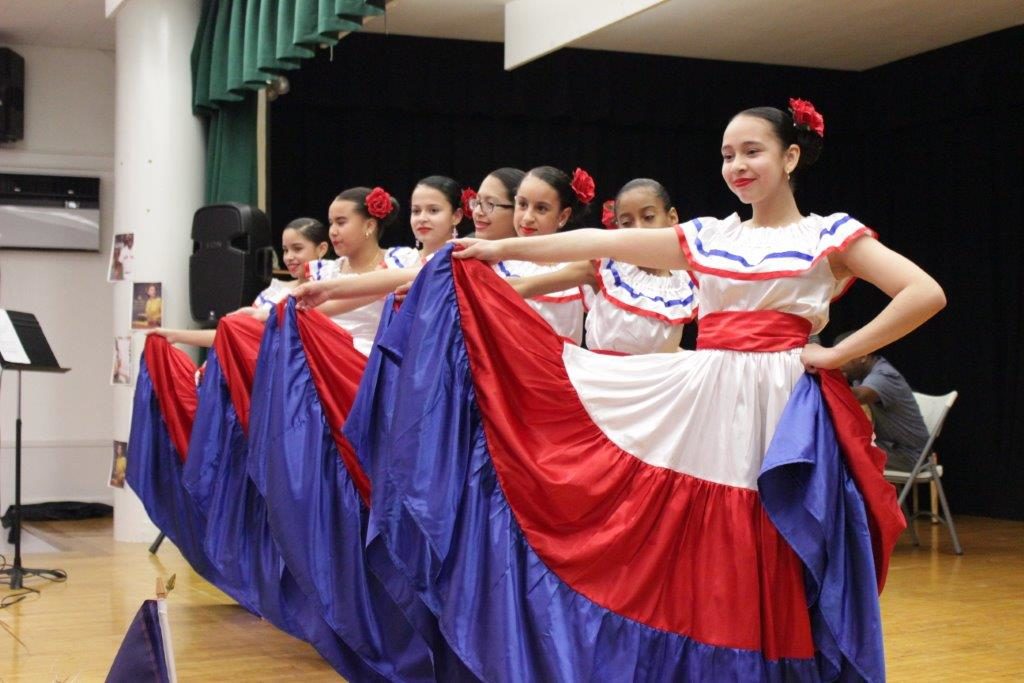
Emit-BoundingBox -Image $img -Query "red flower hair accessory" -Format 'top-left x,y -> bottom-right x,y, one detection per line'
365,187 -> 393,219
788,98 -> 825,138
601,199 -> 617,229
460,187 -> 477,217
570,167 -> 596,205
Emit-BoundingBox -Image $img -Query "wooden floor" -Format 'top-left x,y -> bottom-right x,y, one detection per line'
2,516 -> 1023,681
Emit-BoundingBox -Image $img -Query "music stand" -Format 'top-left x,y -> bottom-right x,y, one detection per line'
0,310 -> 70,589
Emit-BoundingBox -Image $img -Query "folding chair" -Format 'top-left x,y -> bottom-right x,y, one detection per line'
883,390 -> 962,555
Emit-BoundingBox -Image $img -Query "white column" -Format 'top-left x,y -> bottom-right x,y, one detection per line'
111,0 -> 205,541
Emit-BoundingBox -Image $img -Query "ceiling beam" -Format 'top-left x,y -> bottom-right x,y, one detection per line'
504,0 -> 668,70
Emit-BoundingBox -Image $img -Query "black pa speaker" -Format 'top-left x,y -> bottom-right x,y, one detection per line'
0,48 -> 25,143
189,203 -> 274,323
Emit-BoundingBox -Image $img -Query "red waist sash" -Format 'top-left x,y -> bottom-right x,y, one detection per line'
697,311 -> 811,352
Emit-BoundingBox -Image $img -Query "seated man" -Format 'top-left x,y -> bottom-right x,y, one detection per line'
834,331 -> 931,471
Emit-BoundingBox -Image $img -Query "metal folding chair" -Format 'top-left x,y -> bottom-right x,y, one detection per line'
883,390 -> 962,554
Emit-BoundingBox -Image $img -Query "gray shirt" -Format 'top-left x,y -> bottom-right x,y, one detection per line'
856,357 -> 930,470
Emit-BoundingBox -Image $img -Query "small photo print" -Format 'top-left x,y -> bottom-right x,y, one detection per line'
109,440 -> 128,489
131,282 -> 163,329
108,233 -> 135,282
111,335 -> 131,385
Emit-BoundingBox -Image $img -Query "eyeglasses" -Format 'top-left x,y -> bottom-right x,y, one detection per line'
468,197 -> 514,215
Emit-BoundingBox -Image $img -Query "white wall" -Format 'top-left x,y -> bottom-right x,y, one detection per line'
0,44 -> 117,507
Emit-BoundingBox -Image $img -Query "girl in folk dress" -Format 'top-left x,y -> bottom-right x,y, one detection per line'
312,186 -> 416,355
439,100 -> 944,679
491,165 -> 595,344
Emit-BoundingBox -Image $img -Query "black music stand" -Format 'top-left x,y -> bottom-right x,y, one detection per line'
0,310 -> 70,589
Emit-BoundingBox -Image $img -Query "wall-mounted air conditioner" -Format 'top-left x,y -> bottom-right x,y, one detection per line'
0,173 -> 100,252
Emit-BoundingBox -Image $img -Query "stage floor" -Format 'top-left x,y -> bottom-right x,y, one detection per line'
2,515 -> 1023,681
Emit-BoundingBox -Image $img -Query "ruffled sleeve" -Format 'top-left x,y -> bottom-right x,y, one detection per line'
384,246 -> 420,268
674,213 -> 876,293
594,259 -> 697,324
493,260 -> 584,303
303,258 -> 341,282
251,279 -> 291,310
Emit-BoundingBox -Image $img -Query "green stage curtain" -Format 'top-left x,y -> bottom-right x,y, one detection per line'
191,0 -> 385,205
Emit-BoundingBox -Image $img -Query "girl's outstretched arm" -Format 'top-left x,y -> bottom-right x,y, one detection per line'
292,268 -> 420,309
148,328 -> 217,348
228,306 -> 270,322
316,295 -> 391,318
148,301 -> 271,347
802,238 -> 946,371
509,261 -> 596,299
452,227 -> 689,272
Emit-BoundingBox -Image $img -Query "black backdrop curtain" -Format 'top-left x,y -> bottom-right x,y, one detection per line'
270,26 -> 1024,520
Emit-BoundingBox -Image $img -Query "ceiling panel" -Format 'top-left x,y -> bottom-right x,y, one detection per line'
0,0 -> 1020,71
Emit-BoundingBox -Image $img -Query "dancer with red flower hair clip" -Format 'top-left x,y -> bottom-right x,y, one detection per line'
485,165 -> 595,344
351,99 -> 946,681
600,199 -> 617,230
308,185 -> 415,355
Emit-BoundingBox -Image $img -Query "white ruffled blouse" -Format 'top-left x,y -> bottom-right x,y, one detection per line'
585,259 -> 697,354
675,212 -> 874,334
304,256 -> 405,356
252,279 -> 293,311
384,246 -> 421,269
493,259 -> 585,345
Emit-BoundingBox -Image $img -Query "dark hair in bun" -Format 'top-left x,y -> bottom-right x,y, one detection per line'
615,178 -> 674,213
486,167 -> 527,203
524,165 -> 591,229
416,175 -> 462,213
334,186 -> 401,242
284,217 -> 331,252
735,106 -> 823,175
